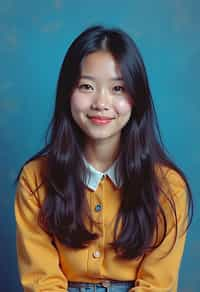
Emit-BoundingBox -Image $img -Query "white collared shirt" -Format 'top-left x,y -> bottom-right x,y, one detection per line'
83,158 -> 121,191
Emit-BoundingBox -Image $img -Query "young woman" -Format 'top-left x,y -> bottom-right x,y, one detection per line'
15,25 -> 193,292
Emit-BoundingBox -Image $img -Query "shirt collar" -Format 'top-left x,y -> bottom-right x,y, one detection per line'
83,158 -> 121,191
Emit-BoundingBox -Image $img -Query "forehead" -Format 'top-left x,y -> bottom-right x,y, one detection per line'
80,51 -> 122,80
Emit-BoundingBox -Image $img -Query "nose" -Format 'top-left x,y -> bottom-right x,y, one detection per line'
91,88 -> 111,111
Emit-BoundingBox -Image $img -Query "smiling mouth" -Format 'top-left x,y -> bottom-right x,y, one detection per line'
87,115 -> 114,125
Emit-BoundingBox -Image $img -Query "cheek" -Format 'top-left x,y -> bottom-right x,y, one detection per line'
71,92 -> 91,112
114,98 -> 133,115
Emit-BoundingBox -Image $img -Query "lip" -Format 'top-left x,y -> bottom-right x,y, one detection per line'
87,115 -> 114,125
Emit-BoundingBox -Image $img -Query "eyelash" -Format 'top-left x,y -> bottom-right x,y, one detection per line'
112,85 -> 125,93
77,84 -> 126,93
78,84 -> 93,91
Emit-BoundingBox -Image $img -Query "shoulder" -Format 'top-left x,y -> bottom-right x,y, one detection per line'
18,156 -> 48,194
22,156 -> 47,177
155,164 -> 188,201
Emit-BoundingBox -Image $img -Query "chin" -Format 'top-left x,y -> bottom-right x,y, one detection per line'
85,131 -> 120,142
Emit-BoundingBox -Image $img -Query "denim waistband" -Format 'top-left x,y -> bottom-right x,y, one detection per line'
68,280 -> 134,288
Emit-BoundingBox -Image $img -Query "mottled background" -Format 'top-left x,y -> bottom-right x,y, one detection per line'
0,0 -> 199,291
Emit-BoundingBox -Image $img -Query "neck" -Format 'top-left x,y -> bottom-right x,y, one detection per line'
84,138 -> 120,172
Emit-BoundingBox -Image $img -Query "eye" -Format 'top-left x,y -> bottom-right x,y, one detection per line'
113,85 -> 126,93
78,84 -> 94,92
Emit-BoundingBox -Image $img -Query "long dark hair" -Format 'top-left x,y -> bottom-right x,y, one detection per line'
16,25 -> 193,259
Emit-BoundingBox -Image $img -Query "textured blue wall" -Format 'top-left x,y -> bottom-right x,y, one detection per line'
0,1 -> 199,291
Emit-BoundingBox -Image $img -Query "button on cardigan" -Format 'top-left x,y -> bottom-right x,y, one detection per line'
15,157 -> 188,292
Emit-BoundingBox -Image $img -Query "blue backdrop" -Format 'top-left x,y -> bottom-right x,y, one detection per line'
0,1 -> 199,291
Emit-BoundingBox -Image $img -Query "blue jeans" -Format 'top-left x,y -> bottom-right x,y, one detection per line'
68,281 -> 134,292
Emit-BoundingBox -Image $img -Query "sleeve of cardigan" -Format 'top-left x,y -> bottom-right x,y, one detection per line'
15,164 -> 68,292
128,170 -> 189,292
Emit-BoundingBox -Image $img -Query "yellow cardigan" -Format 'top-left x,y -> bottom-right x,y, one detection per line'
15,158 -> 188,292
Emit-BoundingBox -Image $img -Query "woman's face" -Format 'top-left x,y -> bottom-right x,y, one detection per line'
70,51 -> 133,146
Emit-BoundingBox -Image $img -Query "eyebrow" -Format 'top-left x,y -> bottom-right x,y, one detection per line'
80,75 -> 123,81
